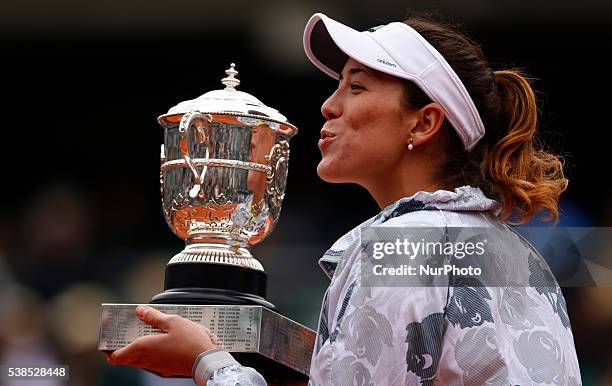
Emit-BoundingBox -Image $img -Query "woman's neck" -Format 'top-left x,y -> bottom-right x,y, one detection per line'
362,153 -> 445,209
367,180 -> 443,209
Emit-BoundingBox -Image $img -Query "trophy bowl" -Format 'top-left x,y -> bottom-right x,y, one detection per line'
151,64 -> 298,306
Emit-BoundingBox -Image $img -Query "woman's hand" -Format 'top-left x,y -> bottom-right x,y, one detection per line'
107,305 -> 220,377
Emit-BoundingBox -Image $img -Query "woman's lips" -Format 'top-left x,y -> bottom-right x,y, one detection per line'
318,129 -> 336,150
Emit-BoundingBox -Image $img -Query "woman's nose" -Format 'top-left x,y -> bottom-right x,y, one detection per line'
321,91 -> 341,120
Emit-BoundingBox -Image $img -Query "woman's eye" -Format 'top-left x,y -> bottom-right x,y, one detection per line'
350,83 -> 364,91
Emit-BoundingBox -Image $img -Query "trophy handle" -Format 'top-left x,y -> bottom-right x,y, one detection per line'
265,140 -> 290,208
178,111 -> 212,199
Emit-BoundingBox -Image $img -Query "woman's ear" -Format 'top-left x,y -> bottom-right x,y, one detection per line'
410,103 -> 445,147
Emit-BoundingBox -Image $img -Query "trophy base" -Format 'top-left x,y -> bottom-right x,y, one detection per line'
150,287 -> 275,310
163,261 -> 269,298
99,304 -> 315,382
153,260 -> 275,309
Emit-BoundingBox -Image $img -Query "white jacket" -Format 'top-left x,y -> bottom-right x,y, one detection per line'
194,186 -> 582,385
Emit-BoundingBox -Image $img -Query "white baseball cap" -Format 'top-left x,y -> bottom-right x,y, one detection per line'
303,13 -> 486,151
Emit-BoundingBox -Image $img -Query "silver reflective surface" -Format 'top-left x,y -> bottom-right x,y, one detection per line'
162,63 -> 288,122
99,304 -> 315,376
160,112 -> 296,270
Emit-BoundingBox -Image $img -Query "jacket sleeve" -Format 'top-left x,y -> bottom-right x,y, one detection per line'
192,348 -> 267,386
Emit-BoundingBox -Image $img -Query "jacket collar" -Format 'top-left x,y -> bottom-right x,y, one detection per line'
318,186 -> 499,279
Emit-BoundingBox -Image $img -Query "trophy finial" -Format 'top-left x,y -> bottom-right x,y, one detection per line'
222,63 -> 240,91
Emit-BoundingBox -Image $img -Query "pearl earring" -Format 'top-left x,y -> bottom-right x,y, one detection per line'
408,137 -> 414,151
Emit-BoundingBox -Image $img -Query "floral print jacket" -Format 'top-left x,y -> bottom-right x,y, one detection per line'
195,186 -> 582,385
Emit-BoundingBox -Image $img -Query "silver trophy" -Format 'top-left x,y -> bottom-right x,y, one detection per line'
99,64 -> 315,381
151,63 -> 297,306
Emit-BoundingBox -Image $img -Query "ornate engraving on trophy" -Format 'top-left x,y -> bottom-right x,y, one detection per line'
266,141 -> 290,209
100,304 -> 261,352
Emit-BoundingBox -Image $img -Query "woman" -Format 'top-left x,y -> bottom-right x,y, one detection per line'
108,12 -> 581,385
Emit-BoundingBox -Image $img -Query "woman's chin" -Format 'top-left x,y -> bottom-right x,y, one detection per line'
316,161 -> 345,183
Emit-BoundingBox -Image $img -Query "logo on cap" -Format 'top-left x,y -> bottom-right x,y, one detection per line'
377,59 -> 397,67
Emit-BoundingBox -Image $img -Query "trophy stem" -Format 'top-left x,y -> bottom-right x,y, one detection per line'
168,243 -> 264,271
186,232 -> 249,250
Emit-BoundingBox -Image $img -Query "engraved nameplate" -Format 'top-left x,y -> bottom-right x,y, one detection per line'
99,304 -> 315,377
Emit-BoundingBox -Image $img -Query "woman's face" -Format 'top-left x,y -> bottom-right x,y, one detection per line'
317,58 -> 417,185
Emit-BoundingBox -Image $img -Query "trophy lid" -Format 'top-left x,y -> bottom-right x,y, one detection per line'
159,63 -> 289,124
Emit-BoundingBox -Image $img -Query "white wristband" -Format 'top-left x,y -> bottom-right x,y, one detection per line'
192,348 -> 240,386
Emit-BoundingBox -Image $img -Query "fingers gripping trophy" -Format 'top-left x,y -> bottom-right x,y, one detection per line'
99,64 -> 315,380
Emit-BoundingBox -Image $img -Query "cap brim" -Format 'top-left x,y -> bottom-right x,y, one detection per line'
303,13 -> 400,80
